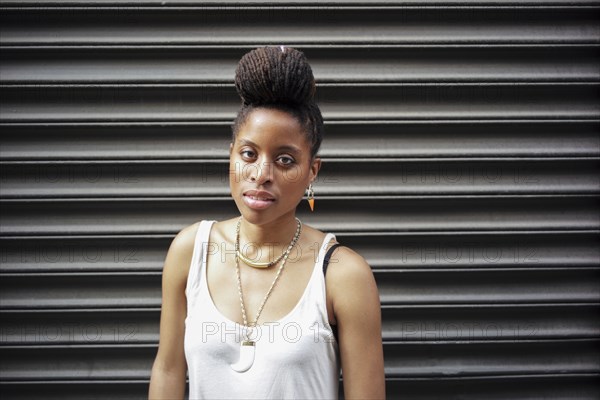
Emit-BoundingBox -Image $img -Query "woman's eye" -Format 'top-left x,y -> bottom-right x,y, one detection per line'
241,150 -> 256,159
277,156 -> 295,165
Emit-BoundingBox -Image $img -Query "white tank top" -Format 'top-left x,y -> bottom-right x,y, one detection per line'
184,220 -> 341,399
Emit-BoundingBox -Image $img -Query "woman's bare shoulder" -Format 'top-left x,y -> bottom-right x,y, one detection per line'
329,244 -> 368,266
162,221 -> 203,282
324,241 -> 373,292
170,218 -> 233,253
170,222 -> 201,255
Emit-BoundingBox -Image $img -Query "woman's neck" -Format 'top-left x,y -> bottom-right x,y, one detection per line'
237,214 -> 300,257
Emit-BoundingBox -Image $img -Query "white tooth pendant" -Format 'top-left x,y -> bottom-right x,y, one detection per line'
231,340 -> 255,373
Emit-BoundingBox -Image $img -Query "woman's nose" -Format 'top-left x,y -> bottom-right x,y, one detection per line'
247,159 -> 273,184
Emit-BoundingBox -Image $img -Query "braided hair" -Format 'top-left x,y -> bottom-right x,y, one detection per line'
231,46 -> 324,159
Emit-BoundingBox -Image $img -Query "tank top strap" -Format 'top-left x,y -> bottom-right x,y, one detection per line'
305,232 -> 337,319
185,220 -> 216,299
316,232 -> 337,267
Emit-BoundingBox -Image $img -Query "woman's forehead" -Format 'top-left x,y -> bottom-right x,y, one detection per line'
236,108 -> 310,149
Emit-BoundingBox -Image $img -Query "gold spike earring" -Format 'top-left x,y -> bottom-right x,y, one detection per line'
306,183 -> 315,211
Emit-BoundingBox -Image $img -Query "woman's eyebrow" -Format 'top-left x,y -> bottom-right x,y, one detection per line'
238,138 -> 258,148
238,139 -> 301,154
277,145 -> 302,154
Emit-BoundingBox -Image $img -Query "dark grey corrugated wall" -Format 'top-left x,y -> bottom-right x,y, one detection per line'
1,1 -> 599,399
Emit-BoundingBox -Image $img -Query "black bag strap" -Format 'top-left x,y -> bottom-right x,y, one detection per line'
322,243 -> 341,276
323,242 -> 341,342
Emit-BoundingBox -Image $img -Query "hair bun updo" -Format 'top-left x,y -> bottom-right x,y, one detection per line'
232,46 -> 324,158
234,46 -> 316,106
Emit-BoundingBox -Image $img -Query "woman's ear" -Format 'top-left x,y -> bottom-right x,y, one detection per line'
229,142 -> 233,156
310,157 -> 322,182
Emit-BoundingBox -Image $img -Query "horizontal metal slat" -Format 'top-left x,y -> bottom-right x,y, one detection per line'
0,345 -> 156,381
0,309 -> 159,345
381,304 -> 600,341
383,374 -> 600,400
2,121 -> 598,161
1,6 -> 598,45
1,159 -> 598,198
375,269 -> 600,305
334,231 -> 600,270
0,237 -> 169,273
1,46 -> 599,84
1,196 -> 598,236
384,339 -> 600,378
0,273 -> 160,309
0,381 -> 151,400
2,84 -> 599,122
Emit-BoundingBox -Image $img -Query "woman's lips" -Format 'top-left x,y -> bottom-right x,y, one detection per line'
243,192 -> 276,210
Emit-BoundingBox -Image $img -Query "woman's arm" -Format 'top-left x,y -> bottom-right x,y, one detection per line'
148,224 -> 197,399
328,246 -> 386,399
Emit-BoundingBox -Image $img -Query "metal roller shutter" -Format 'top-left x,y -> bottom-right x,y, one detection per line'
1,1 -> 599,399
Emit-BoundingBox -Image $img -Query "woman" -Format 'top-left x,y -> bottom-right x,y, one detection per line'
149,46 -> 385,399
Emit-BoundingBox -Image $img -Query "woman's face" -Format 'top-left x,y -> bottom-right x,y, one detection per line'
229,107 -> 321,226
